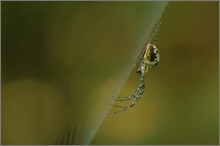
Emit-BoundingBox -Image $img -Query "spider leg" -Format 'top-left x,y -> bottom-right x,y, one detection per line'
108,93 -> 140,109
107,100 -> 137,114
107,76 -> 145,114
115,97 -> 132,101
115,76 -> 144,102
107,93 -> 142,114
111,95 -> 133,101
125,90 -> 144,109
115,94 -> 135,101
107,108 -> 128,114
108,103 -> 129,108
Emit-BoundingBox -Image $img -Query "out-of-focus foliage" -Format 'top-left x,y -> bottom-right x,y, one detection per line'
1,1 -> 218,145
2,1 -> 168,145
92,1 -> 219,145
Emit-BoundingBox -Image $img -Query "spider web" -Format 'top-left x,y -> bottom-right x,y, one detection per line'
59,2 -> 169,145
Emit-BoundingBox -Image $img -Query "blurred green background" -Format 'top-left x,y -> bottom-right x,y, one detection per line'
1,1 -> 218,145
92,1 -> 219,145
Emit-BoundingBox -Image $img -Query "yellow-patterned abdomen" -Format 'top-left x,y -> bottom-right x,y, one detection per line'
144,43 -> 160,68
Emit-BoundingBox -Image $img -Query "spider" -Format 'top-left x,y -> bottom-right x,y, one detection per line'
107,23 -> 161,114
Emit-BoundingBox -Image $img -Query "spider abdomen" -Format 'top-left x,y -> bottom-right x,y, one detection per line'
144,43 -> 160,68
